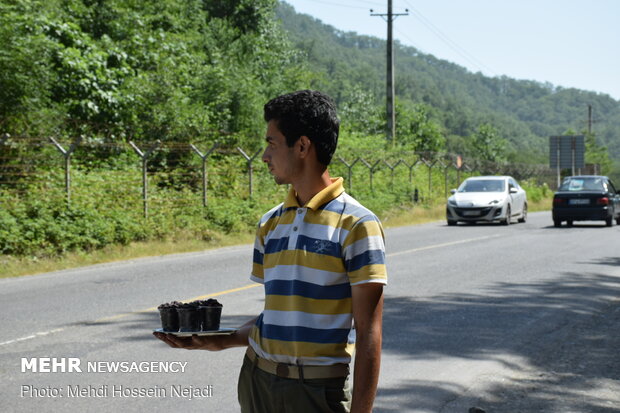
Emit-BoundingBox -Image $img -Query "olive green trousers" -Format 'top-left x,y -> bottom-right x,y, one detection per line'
237,355 -> 351,413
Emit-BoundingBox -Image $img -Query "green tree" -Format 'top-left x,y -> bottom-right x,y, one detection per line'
470,123 -> 507,163
0,0 -> 309,150
584,131 -> 613,175
0,2 -> 61,132
395,100 -> 445,153
338,84 -> 382,135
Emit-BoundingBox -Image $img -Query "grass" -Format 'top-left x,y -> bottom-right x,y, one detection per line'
527,197 -> 553,213
0,232 -> 255,279
0,197 -> 553,279
381,203 -> 447,228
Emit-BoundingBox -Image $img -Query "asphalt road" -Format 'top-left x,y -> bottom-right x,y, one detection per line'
1,211 -> 619,413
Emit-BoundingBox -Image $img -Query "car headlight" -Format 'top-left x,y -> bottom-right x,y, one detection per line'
448,198 -> 457,206
488,199 -> 501,205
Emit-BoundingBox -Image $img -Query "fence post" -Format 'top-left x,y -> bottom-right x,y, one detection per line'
422,158 -> 437,200
49,136 -> 82,204
462,163 -> 472,183
129,140 -> 160,218
384,160 -> 396,187
360,158 -> 381,193
338,156 -> 359,193
237,147 -> 262,199
440,160 -> 450,198
401,159 -> 418,185
190,143 -> 218,207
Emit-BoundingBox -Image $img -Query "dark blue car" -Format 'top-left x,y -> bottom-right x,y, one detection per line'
552,175 -> 620,227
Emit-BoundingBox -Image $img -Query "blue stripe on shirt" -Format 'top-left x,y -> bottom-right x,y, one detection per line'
264,237 -> 290,255
265,279 -> 351,300
296,235 -> 341,257
253,248 -> 263,265
257,318 -> 350,344
345,249 -> 385,272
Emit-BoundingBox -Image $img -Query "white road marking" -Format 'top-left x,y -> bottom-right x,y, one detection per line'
0,328 -> 65,346
2,236 -> 498,347
387,234 -> 502,257
0,284 -> 261,346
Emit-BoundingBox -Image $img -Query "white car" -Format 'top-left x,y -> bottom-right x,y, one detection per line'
446,176 -> 527,226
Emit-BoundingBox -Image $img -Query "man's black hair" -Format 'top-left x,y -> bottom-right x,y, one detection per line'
264,90 -> 339,166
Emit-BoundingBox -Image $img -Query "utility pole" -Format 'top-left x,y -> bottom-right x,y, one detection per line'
587,104 -> 593,134
371,1 -> 408,145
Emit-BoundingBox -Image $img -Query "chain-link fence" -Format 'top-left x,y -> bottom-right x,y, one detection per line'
0,133 -> 564,216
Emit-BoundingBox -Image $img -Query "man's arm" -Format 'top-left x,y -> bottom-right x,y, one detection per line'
153,316 -> 257,351
350,283 -> 384,413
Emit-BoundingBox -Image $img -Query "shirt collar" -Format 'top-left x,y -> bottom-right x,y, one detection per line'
283,177 -> 345,210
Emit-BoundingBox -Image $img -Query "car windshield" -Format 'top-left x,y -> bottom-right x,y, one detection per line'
458,179 -> 505,193
559,178 -> 604,192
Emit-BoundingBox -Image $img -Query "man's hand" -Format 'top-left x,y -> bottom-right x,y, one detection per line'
152,316 -> 257,351
152,332 -> 231,351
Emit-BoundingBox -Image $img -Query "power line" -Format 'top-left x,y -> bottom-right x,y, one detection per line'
400,0 -> 496,75
294,0 -> 496,76
393,27 -> 426,54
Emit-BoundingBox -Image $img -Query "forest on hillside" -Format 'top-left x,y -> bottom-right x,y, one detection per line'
1,0 -> 618,177
276,2 -> 620,176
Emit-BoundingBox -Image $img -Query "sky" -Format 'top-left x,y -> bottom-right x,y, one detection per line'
282,0 -> 620,101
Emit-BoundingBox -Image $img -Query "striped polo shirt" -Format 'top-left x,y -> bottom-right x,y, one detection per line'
249,177 -> 387,366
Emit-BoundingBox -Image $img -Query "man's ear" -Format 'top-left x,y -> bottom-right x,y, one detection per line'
297,136 -> 312,158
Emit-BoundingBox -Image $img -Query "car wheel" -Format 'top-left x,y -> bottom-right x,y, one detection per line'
502,205 -> 511,225
553,220 -> 562,227
567,220 -> 573,227
616,217 -> 620,225
447,220 -> 457,226
605,215 -> 613,227
518,203 -> 527,223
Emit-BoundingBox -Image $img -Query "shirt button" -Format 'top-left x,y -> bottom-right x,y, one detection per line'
297,209 -> 303,214
293,226 -> 298,231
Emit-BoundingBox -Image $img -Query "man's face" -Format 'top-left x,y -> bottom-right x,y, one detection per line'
262,120 -> 298,185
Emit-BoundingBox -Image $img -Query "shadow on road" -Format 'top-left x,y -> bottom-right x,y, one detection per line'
101,313 -> 256,342
61,311 -> 256,346
584,256 -> 620,267
379,264 -> 620,412
549,223 -> 614,229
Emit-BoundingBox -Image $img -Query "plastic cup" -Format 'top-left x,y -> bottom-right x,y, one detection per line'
200,306 -> 222,331
159,307 -> 179,332
177,307 -> 201,332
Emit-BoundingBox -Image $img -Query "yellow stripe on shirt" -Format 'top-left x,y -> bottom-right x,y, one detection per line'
265,295 -> 352,315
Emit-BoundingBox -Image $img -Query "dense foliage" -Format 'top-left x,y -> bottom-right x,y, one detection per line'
2,0 -> 618,168
0,0 -> 307,148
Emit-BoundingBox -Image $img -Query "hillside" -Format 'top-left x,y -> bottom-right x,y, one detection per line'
1,0 -> 618,173
276,2 -> 620,168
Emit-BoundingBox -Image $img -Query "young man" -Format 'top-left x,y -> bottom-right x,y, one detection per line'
154,90 -> 387,413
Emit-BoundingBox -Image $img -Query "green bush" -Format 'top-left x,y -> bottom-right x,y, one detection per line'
521,179 -> 551,203
0,146 -> 552,259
